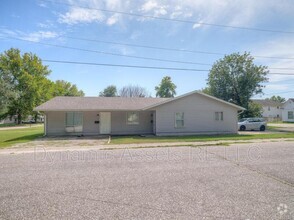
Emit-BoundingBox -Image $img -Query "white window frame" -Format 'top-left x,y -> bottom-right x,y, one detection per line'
127,112 -> 139,125
288,111 -> 294,119
65,112 -> 83,133
215,112 -> 224,121
175,112 -> 184,128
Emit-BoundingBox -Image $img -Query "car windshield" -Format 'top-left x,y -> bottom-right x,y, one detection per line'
238,118 -> 247,122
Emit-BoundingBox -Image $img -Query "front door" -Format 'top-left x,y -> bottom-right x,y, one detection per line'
100,112 -> 111,134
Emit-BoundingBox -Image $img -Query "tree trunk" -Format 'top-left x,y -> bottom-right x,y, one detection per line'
34,113 -> 38,123
17,113 -> 22,124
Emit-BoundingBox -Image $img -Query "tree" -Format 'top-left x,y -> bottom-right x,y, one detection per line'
0,73 -> 17,117
99,85 -> 117,97
119,85 -> 150,97
0,48 -> 52,124
155,76 -> 177,98
267,95 -> 285,103
206,52 -> 268,118
53,80 -> 85,97
201,87 -> 212,95
247,101 -> 263,117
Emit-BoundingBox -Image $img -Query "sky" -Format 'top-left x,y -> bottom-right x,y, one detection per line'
0,0 -> 294,98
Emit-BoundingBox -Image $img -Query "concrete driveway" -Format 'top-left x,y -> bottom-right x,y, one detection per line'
0,142 -> 293,219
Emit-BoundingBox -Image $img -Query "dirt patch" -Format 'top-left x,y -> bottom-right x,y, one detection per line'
11,136 -> 109,149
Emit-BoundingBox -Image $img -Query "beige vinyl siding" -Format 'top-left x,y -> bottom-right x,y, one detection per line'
45,111 -> 99,136
46,111 -> 66,135
45,111 -> 154,136
282,100 -> 294,122
154,93 -> 239,135
111,111 -> 154,135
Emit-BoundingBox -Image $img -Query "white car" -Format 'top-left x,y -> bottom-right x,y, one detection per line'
238,118 -> 267,131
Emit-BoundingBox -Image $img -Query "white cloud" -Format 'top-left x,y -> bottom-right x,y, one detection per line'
0,28 -> 59,42
21,31 -> 58,42
192,22 -> 202,29
59,7 -> 105,24
106,13 -> 120,25
141,1 -> 158,11
57,0 -> 294,32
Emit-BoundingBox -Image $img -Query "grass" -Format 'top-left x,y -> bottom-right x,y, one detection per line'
0,123 -> 19,128
110,133 -> 294,145
0,123 -> 43,128
0,125 -> 44,148
269,121 -> 294,124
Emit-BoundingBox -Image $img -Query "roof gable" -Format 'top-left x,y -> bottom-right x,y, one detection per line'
142,91 -> 245,111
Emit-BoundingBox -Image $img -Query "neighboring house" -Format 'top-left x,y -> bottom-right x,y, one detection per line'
0,117 -> 16,125
252,99 -> 282,121
281,98 -> 294,122
34,91 -> 245,136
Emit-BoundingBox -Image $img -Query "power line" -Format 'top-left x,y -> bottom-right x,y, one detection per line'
65,36 -> 224,56
64,36 -> 294,61
41,59 -> 294,75
2,36 -> 294,71
42,59 -> 209,71
264,90 -> 294,95
42,0 -> 294,35
0,36 -> 211,66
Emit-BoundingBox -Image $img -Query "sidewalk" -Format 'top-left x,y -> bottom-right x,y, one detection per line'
0,137 -> 293,155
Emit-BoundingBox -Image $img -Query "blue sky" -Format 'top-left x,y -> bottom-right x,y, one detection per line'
1,0 -> 294,98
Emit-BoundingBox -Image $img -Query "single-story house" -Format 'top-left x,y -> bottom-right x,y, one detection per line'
252,99 -> 282,121
281,98 -> 294,122
34,91 -> 245,136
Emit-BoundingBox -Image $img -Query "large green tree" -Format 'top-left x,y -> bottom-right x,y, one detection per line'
53,80 -> 85,97
0,48 -> 52,123
99,85 -> 117,97
0,71 -> 16,116
206,52 -> 268,118
155,76 -> 177,98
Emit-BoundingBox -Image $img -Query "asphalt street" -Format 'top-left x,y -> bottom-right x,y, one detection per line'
0,141 -> 293,219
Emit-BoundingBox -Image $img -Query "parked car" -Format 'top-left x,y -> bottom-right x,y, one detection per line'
238,118 -> 267,131
21,119 -> 36,124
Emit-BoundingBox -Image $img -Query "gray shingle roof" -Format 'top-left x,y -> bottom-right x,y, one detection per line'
252,99 -> 283,107
35,96 -> 170,111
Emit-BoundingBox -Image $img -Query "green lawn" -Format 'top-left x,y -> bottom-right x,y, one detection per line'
269,121 -> 294,124
110,133 -> 294,144
0,123 -> 19,128
0,126 -> 44,148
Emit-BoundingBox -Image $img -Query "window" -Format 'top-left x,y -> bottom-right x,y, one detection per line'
66,112 -> 83,132
127,112 -> 139,125
215,112 -> 223,121
175,112 -> 184,128
288,111 -> 294,119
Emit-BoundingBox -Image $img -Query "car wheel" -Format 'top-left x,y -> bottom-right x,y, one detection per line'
260,125 -> 265,131
240,125 -> 246,131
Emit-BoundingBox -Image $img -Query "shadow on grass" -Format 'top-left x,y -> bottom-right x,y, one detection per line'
4,133 -> 43,143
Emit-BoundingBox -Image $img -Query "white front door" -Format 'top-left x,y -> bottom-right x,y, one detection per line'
100,112 -> 111,134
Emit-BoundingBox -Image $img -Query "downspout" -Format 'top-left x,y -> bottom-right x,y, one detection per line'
44,113 -> 47,136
